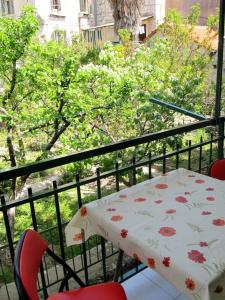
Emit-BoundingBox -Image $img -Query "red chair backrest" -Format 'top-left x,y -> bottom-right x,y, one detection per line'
210,159 -> 225,180
14,230 -> 48,300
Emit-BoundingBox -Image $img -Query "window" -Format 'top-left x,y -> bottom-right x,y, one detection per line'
80,0 -> 87,12
51,0 -> 61,11
52,29 -> 66,43
0,0 -> 14,16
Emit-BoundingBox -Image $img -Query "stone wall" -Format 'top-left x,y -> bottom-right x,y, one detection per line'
93,0 -> 165,26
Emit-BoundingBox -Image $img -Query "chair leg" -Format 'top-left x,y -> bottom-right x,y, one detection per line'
113,249 -> 124,282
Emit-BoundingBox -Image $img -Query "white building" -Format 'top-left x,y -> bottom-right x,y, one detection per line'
0,0 -> 86,42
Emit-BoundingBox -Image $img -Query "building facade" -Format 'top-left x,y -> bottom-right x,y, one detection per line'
83,0 -> 166,46
0,0 -> 83,42
83,0 -> 219,47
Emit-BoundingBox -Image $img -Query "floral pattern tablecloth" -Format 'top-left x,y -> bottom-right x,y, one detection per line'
65,168 -> 225,300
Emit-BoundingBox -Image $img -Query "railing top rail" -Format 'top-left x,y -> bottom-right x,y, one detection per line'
0,118 -> 219,181
149,97 -> 208,121
0,134 -> 220,211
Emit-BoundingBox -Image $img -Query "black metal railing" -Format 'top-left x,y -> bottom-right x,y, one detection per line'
0,117 -> 224,299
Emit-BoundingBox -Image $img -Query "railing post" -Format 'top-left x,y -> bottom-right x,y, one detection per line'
215,0 -> 225,159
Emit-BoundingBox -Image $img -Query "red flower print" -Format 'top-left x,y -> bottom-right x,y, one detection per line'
155,183 -> 168,189
133,253 -> 140,261
184,192 -> 191,195
195,179 -> 205,184
165,209 -> 176,214
206,196 -> 215,201
120,229 -> 128,238
107,208 -> 116,212
147,258 -> 156,269
73,233 -> 84,242
185,278 -> 196,290
111,215 -> 123,222
176,196 -> 188,203
188,175 -> 195,177
202,211 -> 212,215
119,194 -> 127,199
134,197 -> 146,202
199,242 -> 208,247
214,285 -> 223,293
206,187 -> 214,191
155,200 -> 163,204
188,250 -> 206,263
159,227 -> 176,237
213,219 -> 225,226
162,257 -> 170,267
80,207 -> 87,217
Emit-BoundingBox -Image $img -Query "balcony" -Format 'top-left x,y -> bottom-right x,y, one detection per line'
0,114 -> 224,300
0,2 -> 225,300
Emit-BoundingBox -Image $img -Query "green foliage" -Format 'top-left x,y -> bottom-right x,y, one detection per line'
118,28 -> 132,44
207,8 -> 219,29
0,5 -> 215,191
187,3 -> 200,26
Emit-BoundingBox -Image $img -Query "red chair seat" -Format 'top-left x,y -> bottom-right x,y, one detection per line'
210,159 -> 225,180
48,282 -> 126,300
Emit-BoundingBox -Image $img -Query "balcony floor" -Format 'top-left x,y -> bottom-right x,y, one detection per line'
122,268 -> 189,300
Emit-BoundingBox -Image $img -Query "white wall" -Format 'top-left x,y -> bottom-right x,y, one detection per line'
13,0 -> 35,17
11,0 -> 80,42
34,0 -> 80,41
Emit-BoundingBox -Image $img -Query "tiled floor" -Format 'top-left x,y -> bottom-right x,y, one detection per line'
122,268 -> 190,300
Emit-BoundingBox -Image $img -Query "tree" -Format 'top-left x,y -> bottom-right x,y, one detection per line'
0,7 -> 92,237
107,0 -> 144,40
69,6 -> 215,183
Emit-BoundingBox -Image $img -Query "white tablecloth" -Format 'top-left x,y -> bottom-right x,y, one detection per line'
65,168 -> 225,300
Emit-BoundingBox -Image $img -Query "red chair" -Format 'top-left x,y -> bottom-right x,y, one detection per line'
14,229 -> 127,300
209,159 -> 225,180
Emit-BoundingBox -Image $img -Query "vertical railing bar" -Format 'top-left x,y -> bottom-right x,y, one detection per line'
70,246 -> 76,271
28,188 -> 48,299
53,181 -> 68,289
120,262 -> 124,281
188,140 -> 192,170
79,244 -> 84,269
0,196 -> 15,263
87,239 -> 92,265
132,157 -> 137,185
100,238 -> 107,281
209,133 -> 213,166
176,144 -> 179,169
28,188 -> 38,231
43,255 -> 50,285
96,168 -> 102,199
199,137 -> 203,173
115,162 -> 120,192
162,147 -> 166,174
96,167 -> 107,282
96,236 -> 100,261
148,152 -> 152,179
49,229 -> 59,280
76,174 -> 89,285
